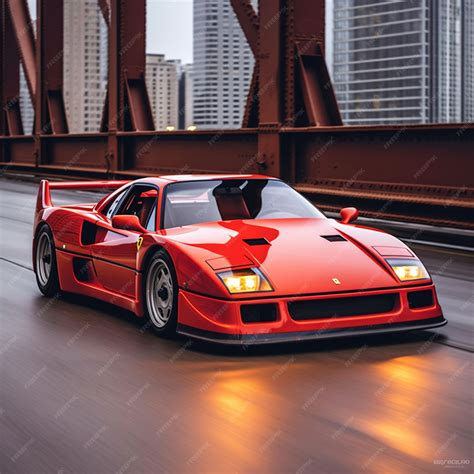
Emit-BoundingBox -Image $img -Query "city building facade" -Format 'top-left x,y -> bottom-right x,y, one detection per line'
193,0 -> 254,129
146,54 -> 179,130
331,0 -> 472,125
180,64 -> 194,130
63,0 -> 107,132
20,66 -> 34,134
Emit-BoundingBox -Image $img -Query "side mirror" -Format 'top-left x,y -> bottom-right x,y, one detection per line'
112,214 -> 146,233
340,207 -> 359,224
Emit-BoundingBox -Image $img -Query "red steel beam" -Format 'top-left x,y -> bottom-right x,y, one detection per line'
230,0 -> 258,56
107,0 -> 154,133
35,0 -> 68,138
106,0 -> 154,171
1,0 -> 473,230
1,124 -> 473,228
98,0 -> 110,27
230,0 -> 259,128
98,0 -> 110,132
286,0 -> 341,126
6,0 -> 36,100
0,0 -> 4,138
257,0 -> 284,176
1,0 -> 23,136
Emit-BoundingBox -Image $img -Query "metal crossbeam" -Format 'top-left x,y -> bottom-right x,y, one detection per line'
0,0 -> 473,229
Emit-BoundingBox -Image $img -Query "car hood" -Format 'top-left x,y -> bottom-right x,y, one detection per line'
159,218 -> 412,296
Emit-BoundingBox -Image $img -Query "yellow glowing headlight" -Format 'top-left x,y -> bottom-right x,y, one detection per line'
386,258 -> 429,281
217,268 -> 273,294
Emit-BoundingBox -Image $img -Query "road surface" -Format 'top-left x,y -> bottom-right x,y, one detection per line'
0,177 -> 472,473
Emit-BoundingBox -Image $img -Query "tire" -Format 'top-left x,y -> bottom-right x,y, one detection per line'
143,249 -> 178,336
34,224 -> 60,297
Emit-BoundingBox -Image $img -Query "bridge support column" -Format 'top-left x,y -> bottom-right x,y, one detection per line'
1,0 -> 24,138
105,0 -> 154,173
34,0 -> 68,170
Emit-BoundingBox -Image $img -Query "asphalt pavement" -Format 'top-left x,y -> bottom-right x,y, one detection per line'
0,177 -> 472,473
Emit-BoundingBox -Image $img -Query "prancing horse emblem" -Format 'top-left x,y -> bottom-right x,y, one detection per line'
332,278 -> 341,285
136,236 -> 143,251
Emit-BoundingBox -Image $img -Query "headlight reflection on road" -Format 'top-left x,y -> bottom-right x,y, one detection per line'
362,357 -> 435,462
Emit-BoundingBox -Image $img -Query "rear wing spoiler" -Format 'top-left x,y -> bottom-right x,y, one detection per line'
36,179 -> 130,212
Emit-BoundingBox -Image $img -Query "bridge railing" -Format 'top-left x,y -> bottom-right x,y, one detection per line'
1,0 -> 473,229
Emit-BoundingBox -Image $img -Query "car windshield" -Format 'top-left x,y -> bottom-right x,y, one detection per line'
163,179 -> 325,228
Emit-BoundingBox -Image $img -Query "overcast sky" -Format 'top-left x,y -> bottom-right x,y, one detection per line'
27,0 -> 194,64
26,0 -> 332,68
146,0 -> 193,63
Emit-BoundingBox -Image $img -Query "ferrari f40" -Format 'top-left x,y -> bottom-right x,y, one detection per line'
33,175 -> 446,344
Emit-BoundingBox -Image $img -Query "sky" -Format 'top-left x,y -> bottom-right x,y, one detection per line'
146,0 -> 193,64
27,0 -> 194,64
26,0 -> 332,68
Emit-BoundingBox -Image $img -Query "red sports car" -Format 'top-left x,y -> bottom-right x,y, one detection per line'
33,175 -> 446,344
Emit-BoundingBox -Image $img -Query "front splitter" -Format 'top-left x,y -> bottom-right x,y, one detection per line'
177,315 -> 447,345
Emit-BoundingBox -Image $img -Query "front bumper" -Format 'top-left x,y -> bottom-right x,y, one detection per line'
178,316 -> 446,345
176,283 -> 446,345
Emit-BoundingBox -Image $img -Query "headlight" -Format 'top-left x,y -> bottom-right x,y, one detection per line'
217,268 -> 273,294
386,258 -> 429,281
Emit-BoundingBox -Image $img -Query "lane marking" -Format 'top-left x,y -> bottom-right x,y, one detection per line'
0,257 -> 33,271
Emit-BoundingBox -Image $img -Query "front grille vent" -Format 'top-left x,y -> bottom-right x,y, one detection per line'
288,294 -> 398,320
241,303 -> 278,323
321,235 -> 346,242
243,238 -> 270,246
408,290 -> 434,309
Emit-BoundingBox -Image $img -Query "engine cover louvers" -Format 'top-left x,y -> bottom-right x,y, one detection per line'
243,238 -> 270,246
321,235 -> 347,242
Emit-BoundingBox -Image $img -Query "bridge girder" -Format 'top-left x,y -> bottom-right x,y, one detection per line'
0,0 -> 472,229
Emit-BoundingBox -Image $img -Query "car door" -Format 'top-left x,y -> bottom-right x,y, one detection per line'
91,184 -> 158,298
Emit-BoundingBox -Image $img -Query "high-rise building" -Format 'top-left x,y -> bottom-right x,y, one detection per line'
63,0 -> 107,132
193,0 -> 254,129
20,65 -> 34,134
330,0 -> 473,125
461,0 -> 473,122
146,54 -> 179,130
182,64 -> 194,129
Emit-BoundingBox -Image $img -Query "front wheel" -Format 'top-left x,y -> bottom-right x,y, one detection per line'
143,250 -> 178,336
34,224 -> 60,297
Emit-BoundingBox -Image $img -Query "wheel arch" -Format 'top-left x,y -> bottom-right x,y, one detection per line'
140,243 -> 173,273
32,220 -> 53,264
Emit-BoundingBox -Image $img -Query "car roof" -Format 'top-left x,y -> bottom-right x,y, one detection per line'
134,174 -> 277,185
95,174 -> 279,214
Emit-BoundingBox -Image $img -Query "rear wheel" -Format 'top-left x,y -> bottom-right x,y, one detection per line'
34,224 -> 60,296
143,250 -> 178,336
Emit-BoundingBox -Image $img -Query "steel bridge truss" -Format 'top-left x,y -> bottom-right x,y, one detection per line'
1,0 -> 473,228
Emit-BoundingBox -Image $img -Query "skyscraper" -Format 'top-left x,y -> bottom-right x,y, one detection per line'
20,66 -> 34,134
63,0 -> 107,132
330,0 -> 472,125
182,64 -> 194,129
145,54 -> 179,130
193,0 -> 254,129
461,0 -> 473,122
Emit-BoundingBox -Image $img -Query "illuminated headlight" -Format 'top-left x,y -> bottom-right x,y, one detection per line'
386,258 -> 429,282
217,268 -> 273,294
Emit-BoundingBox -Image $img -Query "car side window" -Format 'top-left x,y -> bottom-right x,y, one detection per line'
146,205 -> 157,231
104,189 -> 128,219
115,185 -> 158,230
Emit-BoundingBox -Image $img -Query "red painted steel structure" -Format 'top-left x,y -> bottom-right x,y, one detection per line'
1,0 -> 473,228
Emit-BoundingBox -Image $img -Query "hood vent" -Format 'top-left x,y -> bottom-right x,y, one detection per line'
321,234 -> 347,242
243,238 -> 270,246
